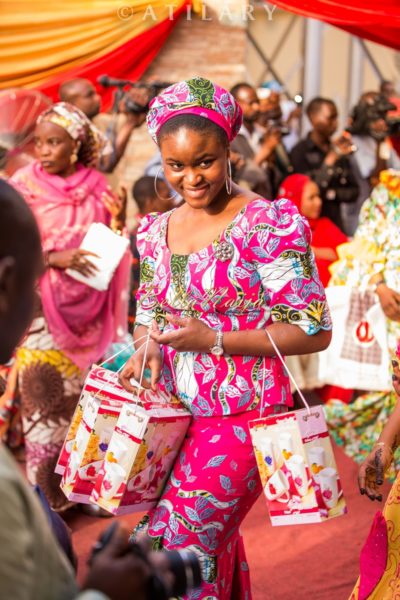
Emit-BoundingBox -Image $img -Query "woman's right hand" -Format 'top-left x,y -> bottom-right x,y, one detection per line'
119,340 -> 162,393
376,284 -> 400,321
358,444 -> 393,501
48,248 -> 99,277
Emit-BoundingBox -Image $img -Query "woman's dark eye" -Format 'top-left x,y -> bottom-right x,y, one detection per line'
200,160 -> 212,168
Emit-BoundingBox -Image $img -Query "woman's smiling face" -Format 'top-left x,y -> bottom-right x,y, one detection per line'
159,126 -> 229,210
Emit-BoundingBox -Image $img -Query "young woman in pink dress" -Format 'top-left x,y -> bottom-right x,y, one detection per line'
120,77 -> 332,599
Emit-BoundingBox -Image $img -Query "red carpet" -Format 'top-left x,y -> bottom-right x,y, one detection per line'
67,444 -> 389,599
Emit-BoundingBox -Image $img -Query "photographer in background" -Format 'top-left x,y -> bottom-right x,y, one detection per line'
59,78 -> 149,174
290,97 -> 359,235
229,82 -> 288,198
344,92 -> 400,235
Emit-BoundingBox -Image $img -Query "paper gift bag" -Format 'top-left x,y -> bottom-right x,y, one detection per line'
55,388 -> 88,477
91,397 -> 191,515
60,365 -> 133,503
317,286 -> 391,391
249,330 -> 347,526
249,407 -> 347,525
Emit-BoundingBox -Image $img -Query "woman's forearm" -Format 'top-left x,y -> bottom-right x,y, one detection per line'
222,322 -> 332,357
377,400 -> 400,452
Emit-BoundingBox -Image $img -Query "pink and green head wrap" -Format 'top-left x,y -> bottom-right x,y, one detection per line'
146,76 -> 243,144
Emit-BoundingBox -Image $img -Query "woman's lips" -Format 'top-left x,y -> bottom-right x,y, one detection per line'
184,184 -> 209,198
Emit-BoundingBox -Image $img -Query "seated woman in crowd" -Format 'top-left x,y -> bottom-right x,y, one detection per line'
10,102 -> 130,510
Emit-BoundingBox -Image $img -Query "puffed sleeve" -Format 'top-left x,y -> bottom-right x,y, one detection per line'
134,212 -> 163,328
244,198 -> 332,335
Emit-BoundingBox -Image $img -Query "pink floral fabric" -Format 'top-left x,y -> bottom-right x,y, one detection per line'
135,197 -> 331,417
146,77 -> 242,143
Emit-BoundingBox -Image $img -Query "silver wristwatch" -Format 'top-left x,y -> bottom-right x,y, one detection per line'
210,330 -> 224,357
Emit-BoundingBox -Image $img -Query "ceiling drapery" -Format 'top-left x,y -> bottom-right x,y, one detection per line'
272,0 -> 400,50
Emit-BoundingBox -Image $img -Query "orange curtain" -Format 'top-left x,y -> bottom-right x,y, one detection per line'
1,1 -> 189,106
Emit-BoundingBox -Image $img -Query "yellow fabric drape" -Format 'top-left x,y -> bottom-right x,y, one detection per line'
0,1 -> 187,88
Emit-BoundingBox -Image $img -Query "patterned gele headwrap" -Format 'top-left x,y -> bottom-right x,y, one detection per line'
37,102 -> 110,167
146,76 -> 243,144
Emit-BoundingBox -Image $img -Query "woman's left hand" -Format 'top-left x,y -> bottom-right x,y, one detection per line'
102,186 -> 127,229
150,315 -> 215,353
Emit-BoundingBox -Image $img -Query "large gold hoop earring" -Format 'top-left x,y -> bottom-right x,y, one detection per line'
225,159 -> 232,195
154,167 -> 177,202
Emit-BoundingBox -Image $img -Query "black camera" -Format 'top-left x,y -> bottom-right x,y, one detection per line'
98,75 -> 172,115
348,94 -> 397,141
90,522 -> 202,600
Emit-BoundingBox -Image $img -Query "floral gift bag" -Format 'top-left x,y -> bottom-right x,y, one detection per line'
249,332 -> 347,526
91,396 -> 191,515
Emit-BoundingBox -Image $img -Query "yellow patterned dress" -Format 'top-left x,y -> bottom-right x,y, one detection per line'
17,315 -> 85,510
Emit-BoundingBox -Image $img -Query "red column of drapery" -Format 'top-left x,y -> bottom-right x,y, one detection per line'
36,2 -> 188,109
271,0 -> 400,50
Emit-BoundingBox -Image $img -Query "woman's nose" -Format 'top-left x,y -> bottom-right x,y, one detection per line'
185,168 -> 202,185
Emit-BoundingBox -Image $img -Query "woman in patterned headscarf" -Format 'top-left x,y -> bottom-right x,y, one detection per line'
9,102 -> 130,510
120,77 -> 332,599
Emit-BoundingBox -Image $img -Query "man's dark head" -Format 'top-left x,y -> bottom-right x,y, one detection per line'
380,80 -> 396,99
306,97 -> 338,138
230,83 -> 260,123
132,175 -> 174,215
0,181 -> 42,362
58,79 -> 101,119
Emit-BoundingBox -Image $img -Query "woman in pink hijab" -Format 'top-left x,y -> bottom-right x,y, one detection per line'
10,102 -> 129,510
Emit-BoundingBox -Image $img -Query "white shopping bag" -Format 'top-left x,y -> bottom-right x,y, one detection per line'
317,286 -> 391,391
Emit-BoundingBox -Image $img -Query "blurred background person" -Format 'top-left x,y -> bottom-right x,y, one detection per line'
0,179 -> 159,600
9,102 -> 130,510
277,174 -> 347,401
229,82 -> 284,198
290,97 -> 359,235
128,175 -> 175,331
59,78 -> 149,174
344,91 -> 400,234
278,174 -> 347,287
324,170 -> 400,475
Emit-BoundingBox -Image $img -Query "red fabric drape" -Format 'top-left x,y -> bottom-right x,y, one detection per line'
272,0 -> 400,50
36,3 -> 188,109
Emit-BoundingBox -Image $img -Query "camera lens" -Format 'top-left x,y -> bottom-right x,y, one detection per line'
166,549 -> 202,596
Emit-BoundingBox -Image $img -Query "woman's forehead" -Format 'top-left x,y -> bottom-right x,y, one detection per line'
34,120 -> 71,139
160,127 -> 222,157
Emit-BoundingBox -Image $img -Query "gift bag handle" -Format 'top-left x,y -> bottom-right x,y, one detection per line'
92,332 -> 152,406
265,329 -> 312,416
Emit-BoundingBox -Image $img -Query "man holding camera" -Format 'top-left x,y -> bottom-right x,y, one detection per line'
0,180 -> 201,600
229,82 -> 289,198
59,78 -> 149,174
344,92 -> 400,234
290,97 -> 359,235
